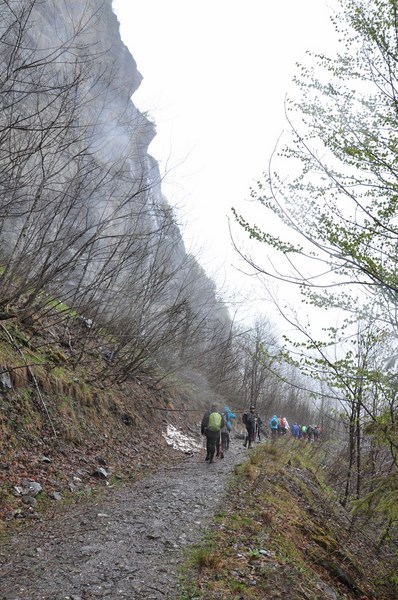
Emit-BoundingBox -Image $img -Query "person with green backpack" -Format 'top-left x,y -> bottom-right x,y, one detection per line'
201,404 -> 225,463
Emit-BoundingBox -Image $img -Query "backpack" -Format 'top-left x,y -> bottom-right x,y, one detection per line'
207,411 -> 222,432
245,412 -> 256,426
224,414 -> 232,431
242,413 -> 248,425
271,417 -> 278,428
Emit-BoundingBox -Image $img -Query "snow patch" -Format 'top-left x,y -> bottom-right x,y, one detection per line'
162,424 -> 202,453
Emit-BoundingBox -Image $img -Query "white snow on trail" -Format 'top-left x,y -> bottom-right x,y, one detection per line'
162,424 -> 203,453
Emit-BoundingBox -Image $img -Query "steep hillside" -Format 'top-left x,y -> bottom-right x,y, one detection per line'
178,440 -> 398,599
0,311 -> 204,528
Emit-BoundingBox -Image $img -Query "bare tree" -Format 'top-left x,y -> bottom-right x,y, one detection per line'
0,0 -> 158,324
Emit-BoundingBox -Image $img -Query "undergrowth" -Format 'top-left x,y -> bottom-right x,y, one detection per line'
177,439 -> 398,600
0,311 -> 190,528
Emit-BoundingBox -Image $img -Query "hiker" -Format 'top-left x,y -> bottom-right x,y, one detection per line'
255,413 -> 263,441
278,416 -> 286,436
291,422 -> 300,439
201,406 -> 212,459
201,405 -> 225,463
223,406 -> 236,425
313,424 -> 321,441
269,414 -> 279,439
242,405 -> 256,448
223,406 -> 236,449
220,418 -> 229,457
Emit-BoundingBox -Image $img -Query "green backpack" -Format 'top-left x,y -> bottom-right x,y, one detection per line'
207,412 -> 222,432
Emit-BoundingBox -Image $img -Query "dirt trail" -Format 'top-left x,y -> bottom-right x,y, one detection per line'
0,441 -> 247,600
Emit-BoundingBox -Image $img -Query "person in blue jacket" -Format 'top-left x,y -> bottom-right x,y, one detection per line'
222,406 -> 236,450
269,415 -> 279,439
291,422 -> 300,439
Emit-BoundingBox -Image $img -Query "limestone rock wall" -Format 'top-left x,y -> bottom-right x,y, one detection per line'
0,0 -> 186,305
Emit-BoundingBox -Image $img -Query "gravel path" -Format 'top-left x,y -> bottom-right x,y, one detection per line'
0,441 -> 247,600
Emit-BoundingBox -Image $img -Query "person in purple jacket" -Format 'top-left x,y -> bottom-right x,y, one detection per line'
291,422 -> 300,439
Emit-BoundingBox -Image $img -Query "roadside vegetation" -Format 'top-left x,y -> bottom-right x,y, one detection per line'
178,439 -> 398,600
0,306 -> 189,530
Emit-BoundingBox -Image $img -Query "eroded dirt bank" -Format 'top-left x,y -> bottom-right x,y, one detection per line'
0,442 -> 246,600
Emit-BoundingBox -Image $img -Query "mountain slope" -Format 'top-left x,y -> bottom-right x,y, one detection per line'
0,311 -> 203,527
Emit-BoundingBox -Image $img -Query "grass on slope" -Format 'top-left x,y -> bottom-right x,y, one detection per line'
177,439 -> 397,600
0,314 -> 186,529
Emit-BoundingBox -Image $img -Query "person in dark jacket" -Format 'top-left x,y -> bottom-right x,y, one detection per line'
243,405 -> 256,449
201,405 -> 225,463
255,413 -> 263,441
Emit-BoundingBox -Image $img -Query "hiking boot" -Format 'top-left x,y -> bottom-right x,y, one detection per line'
205,455 -> 209,462
220,452 -> 224,459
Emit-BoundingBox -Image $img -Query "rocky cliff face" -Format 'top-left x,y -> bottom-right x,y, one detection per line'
0,0 -> 229,385
0,0 -> 189,313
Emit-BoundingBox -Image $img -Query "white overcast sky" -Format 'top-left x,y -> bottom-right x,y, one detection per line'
111,0 -> 339,320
